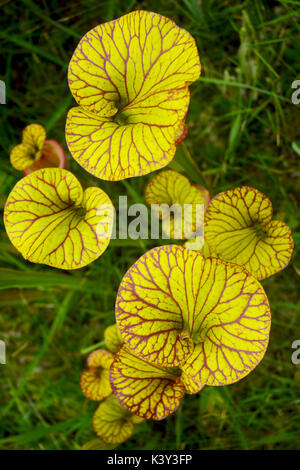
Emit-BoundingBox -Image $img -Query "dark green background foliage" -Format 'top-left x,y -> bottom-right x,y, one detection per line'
0,0 -> 300,450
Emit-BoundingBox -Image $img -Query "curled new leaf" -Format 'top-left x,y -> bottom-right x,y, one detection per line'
116,245 -> 271,386
145,170 -> 206,239
4,168 -> 114,269
204,186 -> 294,280
110,345 -> 185,420
93,395 -> 144,445
80,349 -> 114,401
10,124 -> 66,174
66,10 -> 200,181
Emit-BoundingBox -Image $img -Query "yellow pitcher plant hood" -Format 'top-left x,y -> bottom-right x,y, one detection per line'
80,349 -> 114,401
110,345 -> 185,420
204,186 -> 294,280
93,395 -> 144,445
145,170 -> 207,239
4,168 -> 114,269
66,10 -> 200,181
115,245 -> 271,388
10,124 -> 65,174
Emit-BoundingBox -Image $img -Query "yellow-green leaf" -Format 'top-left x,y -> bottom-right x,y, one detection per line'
93,395 -> 141,445
4,168 -> 114,269
204,186 -> 294,280
110,345 -> 185,420
116,245 -> 271,386
145,170 -> 205,239
66,10 -> 200,181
